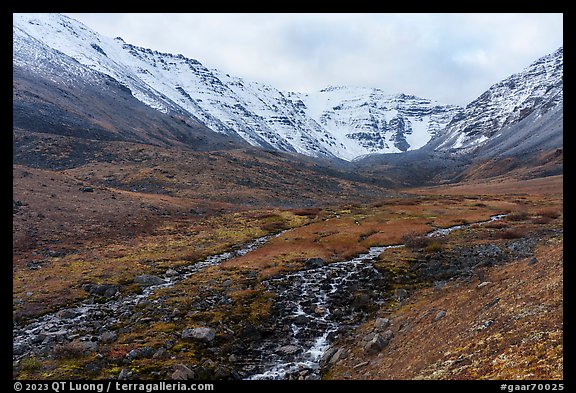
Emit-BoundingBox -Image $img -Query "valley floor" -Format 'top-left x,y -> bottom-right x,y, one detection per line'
12,172 -> 563,381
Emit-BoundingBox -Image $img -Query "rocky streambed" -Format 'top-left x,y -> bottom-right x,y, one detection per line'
12,233 -> 277,362
14,214 -> 541,380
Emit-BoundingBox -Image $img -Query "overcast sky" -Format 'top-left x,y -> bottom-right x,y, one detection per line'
65,13 -> 563,107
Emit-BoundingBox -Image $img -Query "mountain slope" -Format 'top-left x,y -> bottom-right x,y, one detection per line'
13,20 -> 245,151
353,46 -> 563,185
428,47 -> 563,155
13,13 -> 460,161
13,13 -> 563,184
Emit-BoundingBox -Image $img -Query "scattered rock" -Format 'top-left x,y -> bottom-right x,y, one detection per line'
482,297 -> 501,311
100,330 -> 118,343
13,343 -> 29,356
434,310 -> 447,321
528,257 -> 538,266
80,186 -> 94,193
353,361 -> 370,369
374,317 -> 390,331
181,327 -> 216,343
31,334 -> 47,344
139,347 -> 155,359
477,281 -> 491,289
118,368 -> 131,380
394,288 -> 408,301
152,347 -> 168,360
364,333 -> 390,355
82,283 -> 119,298
294,314 -> 310,325
304,258 -> 326,269
381,329 -> 394,341
474,319 -> 495,331
362,332 -> 376,342
85,362 -> 101,373
126,349 -> 141,360
165,269 -> 179,277
278,345 -> 301,355
135,299 -> 152,308
507,239 -> 537,257
134,274 -> 167,287
27,261 -> 43,270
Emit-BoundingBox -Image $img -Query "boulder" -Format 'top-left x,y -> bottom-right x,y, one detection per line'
278,345 -> 301,355
434,310 -> 447,321
381,329 -> 394,341
320,347 -> 338,367
139,347 -> 155,359
100,331 -> 118,343
329,347 -> 348,364
374,317 -> 390,331
56,309 -> 80,319
394,288 -> 408,301
165,269 -> 179,277
134,274 -> 167,287
293,314 -> 310,325
118,368 -> 131,380
182,327 -> 216,343
152,347 -> 168,360
304,258 -> 326,269
82,283 -> 119,298
351,292 -> 371,310
363,333 -> 390,355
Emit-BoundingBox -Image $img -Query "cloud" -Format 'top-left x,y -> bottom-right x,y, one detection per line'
65,13 -> 563,107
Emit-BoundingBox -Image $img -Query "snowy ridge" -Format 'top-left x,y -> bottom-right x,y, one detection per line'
13,13 -> 460,161
13,13 -> 562,161
432,47 -> 563,153
290,87 -> 460,159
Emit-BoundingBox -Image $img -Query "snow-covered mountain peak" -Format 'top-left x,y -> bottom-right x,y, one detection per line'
14,13 -> 560,162
13,12 -> 463,161
431,46 -> 563,154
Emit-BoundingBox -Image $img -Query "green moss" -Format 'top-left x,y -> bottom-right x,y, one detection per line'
20,356 -> 43,371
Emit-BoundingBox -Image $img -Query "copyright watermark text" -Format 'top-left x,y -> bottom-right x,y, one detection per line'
13,382 -> 214,393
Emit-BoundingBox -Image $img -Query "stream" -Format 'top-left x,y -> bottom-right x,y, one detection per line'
12,233 -> 278,362
13,214 -> 506,379
244,214 -> 507,379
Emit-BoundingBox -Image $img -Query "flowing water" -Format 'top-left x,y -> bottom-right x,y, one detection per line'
244,214 -> 507,379
12,233 -> 278,361
13,214 -> 506,379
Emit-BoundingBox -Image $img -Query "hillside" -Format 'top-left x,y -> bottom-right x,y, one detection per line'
323,178 -> 563,380
12,13 -> 563,383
